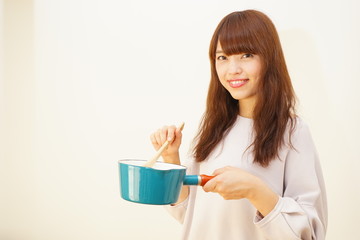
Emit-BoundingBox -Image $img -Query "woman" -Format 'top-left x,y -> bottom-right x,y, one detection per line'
150,10 -> 327,240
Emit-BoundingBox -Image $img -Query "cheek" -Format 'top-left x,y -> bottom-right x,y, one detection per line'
215,64 -> 225,80
248,63 -> 262,79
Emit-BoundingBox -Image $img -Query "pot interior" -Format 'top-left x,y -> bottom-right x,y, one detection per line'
119,159 -> 186,171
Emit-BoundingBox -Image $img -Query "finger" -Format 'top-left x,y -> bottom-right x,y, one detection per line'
172,127 -> 182,144
212,166 -> 231,176
167,125 -> 176,142
160,126 -> 168,143
202,177 -> 217,193
154,129 -> 162,145
150,133 -> 159,149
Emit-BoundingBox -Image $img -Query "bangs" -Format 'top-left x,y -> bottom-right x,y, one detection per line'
216,13 -> 263,56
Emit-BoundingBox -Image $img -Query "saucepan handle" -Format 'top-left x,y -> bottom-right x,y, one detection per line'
183,174 -> 215,186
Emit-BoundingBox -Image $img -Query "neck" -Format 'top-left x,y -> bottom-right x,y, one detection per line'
238,98 -> 256,119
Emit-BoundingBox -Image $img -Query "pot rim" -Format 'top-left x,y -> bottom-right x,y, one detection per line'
118,159 -> 187,171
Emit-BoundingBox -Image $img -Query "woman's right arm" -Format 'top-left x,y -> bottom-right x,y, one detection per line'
150,125 -> 189,205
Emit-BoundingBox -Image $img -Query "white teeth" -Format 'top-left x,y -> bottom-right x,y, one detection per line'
231,80 -> 245,84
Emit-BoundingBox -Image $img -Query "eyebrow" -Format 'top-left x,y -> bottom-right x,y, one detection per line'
215,50 -> 223,54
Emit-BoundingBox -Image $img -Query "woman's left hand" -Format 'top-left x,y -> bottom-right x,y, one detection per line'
203,166 -> 279,217
202,166 -> 261,200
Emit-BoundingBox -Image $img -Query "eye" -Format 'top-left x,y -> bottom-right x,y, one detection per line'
216,55 -> 227,61
242,53 -> 253,59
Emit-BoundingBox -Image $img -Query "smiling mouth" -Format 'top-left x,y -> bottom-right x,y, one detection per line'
228,79 -> 249,88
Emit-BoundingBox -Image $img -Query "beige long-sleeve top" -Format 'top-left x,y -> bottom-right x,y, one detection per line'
166,116 -> 327,240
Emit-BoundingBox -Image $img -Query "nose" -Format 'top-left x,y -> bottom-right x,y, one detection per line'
227,58 -> 242,75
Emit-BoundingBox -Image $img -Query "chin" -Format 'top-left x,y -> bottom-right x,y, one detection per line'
230,92 -> 256,101
230,93 -> 246,100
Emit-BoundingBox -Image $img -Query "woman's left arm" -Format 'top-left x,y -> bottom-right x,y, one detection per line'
262,122 -> 327,240
203,121 -> 327,240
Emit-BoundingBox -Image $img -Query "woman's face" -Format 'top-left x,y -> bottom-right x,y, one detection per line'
215,42 -> 262,104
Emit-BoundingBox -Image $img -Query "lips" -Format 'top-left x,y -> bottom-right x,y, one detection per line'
227,79 -> 249,88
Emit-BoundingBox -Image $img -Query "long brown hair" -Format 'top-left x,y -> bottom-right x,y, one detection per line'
192,10 -> 296,167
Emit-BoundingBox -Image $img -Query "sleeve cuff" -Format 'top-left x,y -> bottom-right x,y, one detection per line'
254,196 -> 282,225
164,195 -> 189,223
254,197 -> 307,240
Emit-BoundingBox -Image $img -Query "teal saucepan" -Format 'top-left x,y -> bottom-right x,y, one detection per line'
118,159 -> 213,205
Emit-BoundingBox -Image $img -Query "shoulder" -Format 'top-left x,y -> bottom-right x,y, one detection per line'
288,116 -> 316,151
281,116 -> 313,149
292,116 -> 311,136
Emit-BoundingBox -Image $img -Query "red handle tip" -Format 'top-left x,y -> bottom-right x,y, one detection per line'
200,174 -> 214,186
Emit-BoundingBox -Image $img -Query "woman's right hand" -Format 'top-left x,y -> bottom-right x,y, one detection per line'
150,125 -> 183,164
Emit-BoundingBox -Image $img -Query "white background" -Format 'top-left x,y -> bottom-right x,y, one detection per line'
1,0 -> 360,239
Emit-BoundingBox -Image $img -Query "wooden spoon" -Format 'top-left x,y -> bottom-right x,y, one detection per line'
143,122 -> 185,168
